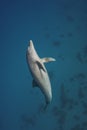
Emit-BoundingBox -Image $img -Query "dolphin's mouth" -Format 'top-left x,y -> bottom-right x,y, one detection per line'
29,40 -> 33,47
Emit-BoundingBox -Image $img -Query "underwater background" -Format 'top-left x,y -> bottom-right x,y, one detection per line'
0,0 -> 87,130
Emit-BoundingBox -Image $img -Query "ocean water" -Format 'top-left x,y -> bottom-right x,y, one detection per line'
0,0 -> 87,130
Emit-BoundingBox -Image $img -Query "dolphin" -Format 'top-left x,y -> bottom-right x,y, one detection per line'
26,40 -> 56,108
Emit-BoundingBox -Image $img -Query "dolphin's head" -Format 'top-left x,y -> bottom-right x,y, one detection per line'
27,40 -> 40,62
27,40 -> 34,54
29,40 -> 34,48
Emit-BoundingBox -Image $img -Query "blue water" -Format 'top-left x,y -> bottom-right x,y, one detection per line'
0,0 -> 87,130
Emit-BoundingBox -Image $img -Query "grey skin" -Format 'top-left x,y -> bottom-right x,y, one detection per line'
26,40 -> 56,108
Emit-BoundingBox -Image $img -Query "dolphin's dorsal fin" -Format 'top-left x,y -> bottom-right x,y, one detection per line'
41,57 -> 56,63
36,61 -> 46,72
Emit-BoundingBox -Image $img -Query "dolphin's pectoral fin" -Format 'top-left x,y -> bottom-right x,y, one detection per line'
32,79 -> 38,87
41,57 -> 56,63
36,61 -> 46,72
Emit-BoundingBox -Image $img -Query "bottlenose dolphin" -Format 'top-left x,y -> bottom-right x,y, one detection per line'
26,40 -> 56,108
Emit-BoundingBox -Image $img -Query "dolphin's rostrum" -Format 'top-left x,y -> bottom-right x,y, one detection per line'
26,40 -> 56,108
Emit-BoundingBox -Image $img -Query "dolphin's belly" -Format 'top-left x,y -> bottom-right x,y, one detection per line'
29,59 -> 52,103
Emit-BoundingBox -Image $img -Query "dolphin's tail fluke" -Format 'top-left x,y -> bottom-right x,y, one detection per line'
43,102 -> 49,111
38,103 -> 49,113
